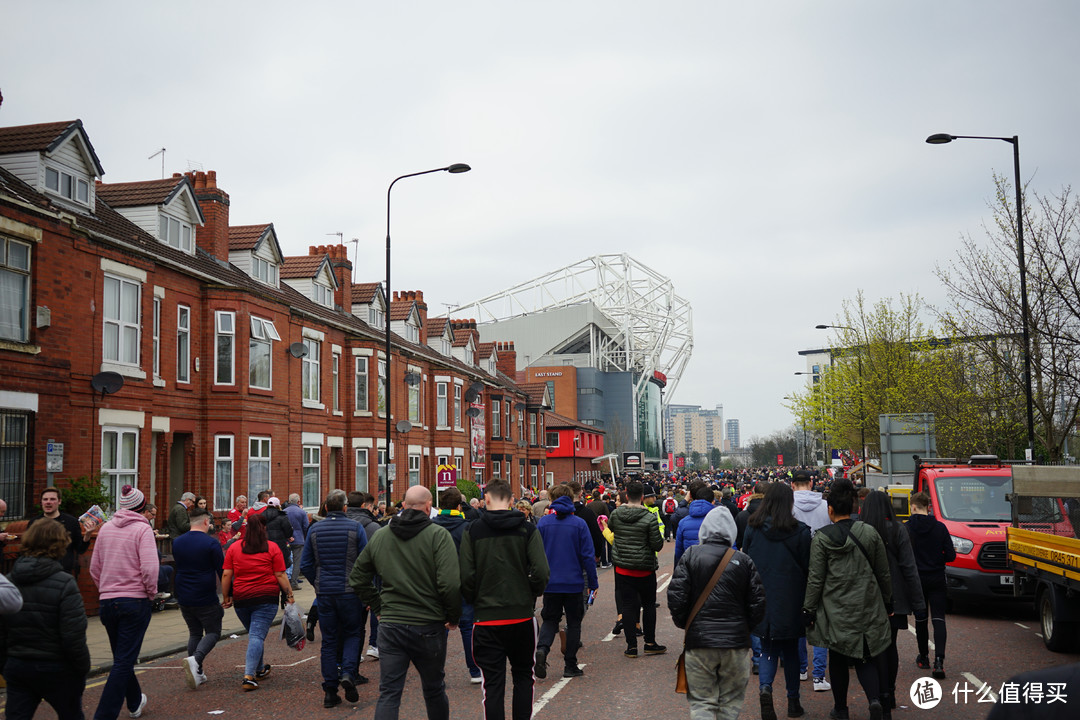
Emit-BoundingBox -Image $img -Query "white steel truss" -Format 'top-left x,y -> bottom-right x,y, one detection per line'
454,254 -> 693,404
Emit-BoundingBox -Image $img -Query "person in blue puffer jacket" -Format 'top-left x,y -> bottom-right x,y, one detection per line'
674,486 -> 718,567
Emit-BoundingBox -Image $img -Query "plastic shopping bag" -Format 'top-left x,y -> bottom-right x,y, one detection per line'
280,602 -> 306,651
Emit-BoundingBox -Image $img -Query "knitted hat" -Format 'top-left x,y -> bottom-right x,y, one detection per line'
119,484 -> 146,512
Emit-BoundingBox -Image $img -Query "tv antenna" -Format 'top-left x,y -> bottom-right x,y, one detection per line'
148,148 -> 166,179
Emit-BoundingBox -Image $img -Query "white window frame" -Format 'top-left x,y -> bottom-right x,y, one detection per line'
493,459 -> 501,479
436,382 -> 448,428
0,236 -> 31,343
101,426 -> 139,510
368,306 -> 384,330
152,297 -> 161,378
302,337 -> 321,402
492,400 -> 501,438
103,274 -> 141,366
355,357 -> 369,412
44,164 -> 90,206
529,412 -> 537,445
332,351 -> 341,412
455,452 -> 465,475
454,384 -> 462,430
408,453 -> 421,487
215,310 -> 235,385
177,305 -> 190,384
440,337 -> 451,355
408,371 -> 420,424
355,448 -> 369,493
314,282 -> 334,308
248,436 -> 271,499
377,358 -> 387,417
158,214 -> 193,253
530,464 -> 538,488
406,321 -> 419,343
249,316 -> 278,391
251,255 -> 277,286
377,448 -> 388,496
302,445 -> 321,507
214,435 -> 234,510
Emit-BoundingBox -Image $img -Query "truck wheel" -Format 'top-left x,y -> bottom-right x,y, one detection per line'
1039,588 -> 1077,652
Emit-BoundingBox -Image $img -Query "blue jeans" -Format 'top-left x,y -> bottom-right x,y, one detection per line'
234,602 -> 278,677
375,622 -> 449,720
318,594 -> 365,691
457,600 -> 480,677
94,597 -> 152,720
751,633 -> 762,669
799,637 -> 828,678
759,637 -> 801,698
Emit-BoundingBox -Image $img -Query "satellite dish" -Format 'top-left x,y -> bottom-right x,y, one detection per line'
90,371 -> 124,398
288,342 -> 308,358
514,402 -> 526,410
463,388 -> 479,403
465,407 -> 482,418
468,381 -> 484,396
396,420 -> 413,433
403,372 -> 422,386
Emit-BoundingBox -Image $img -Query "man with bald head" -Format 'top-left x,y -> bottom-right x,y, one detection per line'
349,486 -> 461,720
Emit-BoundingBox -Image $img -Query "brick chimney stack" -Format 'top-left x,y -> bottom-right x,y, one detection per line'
450,318 -> 480,349
310,244 -> 352,313
496,341 -> 517,376
186,171 -> 230,262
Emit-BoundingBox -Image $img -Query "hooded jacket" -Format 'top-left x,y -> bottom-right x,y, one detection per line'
90,508 -> 159,601
735,495 -> 763,549
803,519 -> 892,659
348,508 -> 461,625
792,490 -> 832,535
609,504 -> 664,571
668,506 -> 766,650
674,499 -> 715,567
536,496 -> 599,594
743,517 -> 811,640
460,508 -> 550,622
0,555 -> 90,676
904,513 -> 956,578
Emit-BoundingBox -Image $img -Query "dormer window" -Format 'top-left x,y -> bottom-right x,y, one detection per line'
441,338 -> 451,355
465,346 -> 474,365
159,215 -> 193,253
488,358 -> 496,374
369,307 -> 384,329
252,256 -> 277,285
45,166 -> 90,206
406,322 -> 419,343
313,283 -> 334,308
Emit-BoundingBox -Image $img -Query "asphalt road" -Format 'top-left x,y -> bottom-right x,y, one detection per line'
7,541 -> 1079,719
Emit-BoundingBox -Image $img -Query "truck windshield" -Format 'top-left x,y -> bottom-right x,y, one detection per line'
934,476 -> 1011,522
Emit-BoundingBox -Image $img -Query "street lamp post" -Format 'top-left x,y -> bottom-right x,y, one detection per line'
817,324 -> 866,473
384,163 -> 471,504
573,435 -> 580,483
926,133 -> 1036,459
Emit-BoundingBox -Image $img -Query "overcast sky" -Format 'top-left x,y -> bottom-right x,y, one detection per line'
4,1 -> 1079,444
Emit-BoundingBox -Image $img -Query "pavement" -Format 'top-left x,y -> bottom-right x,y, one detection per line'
86,579 -> 319,676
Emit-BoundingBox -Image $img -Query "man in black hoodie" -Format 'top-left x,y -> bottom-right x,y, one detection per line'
905,491 -> 955,679
460,480 -> 549,720
433,487 -> 482,684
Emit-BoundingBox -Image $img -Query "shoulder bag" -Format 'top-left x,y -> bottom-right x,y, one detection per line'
676,547 -> 735,693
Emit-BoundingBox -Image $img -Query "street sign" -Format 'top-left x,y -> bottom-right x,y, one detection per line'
436,464 -> 458,488
387,463 -> 397,482
46,442 -> 64,473
660,462 -> 669,471
777,454 -> 784,466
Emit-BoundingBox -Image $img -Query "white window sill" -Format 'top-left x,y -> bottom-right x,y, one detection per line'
153,377 -> 166,388
354,411 -> 373,417
0,339 -> 41,355
333,411 -> 344,417
436,426 -> 450,431
100,362 -> 146,380
303,400 -> 326,410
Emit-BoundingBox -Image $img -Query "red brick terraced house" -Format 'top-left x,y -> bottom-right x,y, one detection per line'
0,118 -> 558,542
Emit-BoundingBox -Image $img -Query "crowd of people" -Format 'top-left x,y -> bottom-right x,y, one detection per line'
0,466 -> 964,720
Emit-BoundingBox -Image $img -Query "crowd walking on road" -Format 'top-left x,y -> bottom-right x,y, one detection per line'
0,465 -> 1003,719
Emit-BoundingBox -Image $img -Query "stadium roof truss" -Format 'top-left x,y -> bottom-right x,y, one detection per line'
455,254 -> 693,403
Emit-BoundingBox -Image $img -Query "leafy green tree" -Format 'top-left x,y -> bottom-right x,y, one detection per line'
709,447 -> 722,469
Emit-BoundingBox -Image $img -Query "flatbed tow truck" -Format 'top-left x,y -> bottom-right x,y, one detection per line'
1006,465 -> 1080,652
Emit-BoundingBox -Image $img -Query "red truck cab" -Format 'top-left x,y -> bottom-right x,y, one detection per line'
913,456 -> 1016,600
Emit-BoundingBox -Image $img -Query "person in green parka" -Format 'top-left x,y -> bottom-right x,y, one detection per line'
802,479 -> 891,720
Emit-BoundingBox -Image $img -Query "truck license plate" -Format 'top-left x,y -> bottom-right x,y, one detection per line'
1000,575 -> 1014,585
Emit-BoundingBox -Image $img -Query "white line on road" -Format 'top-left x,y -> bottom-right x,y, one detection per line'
234,655 -> 318,669
532,664 -> 587,715
601,632 -> 616,642
657,576 -> 673,594
906,626 -> 935,652
963,672 -> 998,703
601,574 -> 670,640
1014,622 -> 1030,629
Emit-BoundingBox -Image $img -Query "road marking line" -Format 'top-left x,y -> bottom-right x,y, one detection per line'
657,573 -> 670,582
1014,622 -> 1029,629
601,632 -> 616,642
963,672 -> 998,703
906,626 -> 935,652
657,576 -> 673,594
532,663 -> 586,715
234,655 -> 318,669
1035,633 -> 1043,638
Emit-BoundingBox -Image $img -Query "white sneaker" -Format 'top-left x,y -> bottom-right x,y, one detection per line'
470,675 -> 483,684
813,677 -> 832,692
366,646 -> 380,660
129,693 -> 148,718
800,671 -> 809,681
183,656 -> 199,689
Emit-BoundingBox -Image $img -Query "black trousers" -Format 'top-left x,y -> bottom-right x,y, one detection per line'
915,574 -> 948,659
614,570 -> 657,648
537,592 -> 585,667
473,620 -> 536,720
829,648 -> 886,714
